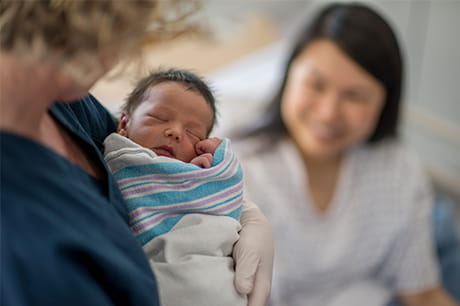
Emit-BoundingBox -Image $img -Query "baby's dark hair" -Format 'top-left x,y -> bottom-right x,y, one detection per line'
122,68 -> 217,134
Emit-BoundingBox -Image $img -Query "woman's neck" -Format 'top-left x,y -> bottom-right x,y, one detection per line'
0,53 -> 59,139
1,53 -> 105,178
295,142 -> 344,213
300,148 -> 343,174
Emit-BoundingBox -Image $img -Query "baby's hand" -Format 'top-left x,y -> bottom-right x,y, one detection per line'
190,153 -> 213,168
190,138 -> 223,169
195,137 -> 222,155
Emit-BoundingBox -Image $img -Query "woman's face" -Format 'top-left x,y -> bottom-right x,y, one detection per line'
281,39 -> 385,159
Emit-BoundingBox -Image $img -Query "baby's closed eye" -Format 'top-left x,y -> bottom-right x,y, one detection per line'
186,129 -> 202,141
147,113 -> 168,122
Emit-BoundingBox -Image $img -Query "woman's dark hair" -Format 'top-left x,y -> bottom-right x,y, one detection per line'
241,2 -> 403,144
122,68 -> 217,135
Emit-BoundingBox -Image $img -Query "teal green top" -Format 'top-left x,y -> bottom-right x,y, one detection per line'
1,95 -> 160,306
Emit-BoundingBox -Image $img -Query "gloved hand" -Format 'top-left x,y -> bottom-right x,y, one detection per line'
233,201 -> 274,306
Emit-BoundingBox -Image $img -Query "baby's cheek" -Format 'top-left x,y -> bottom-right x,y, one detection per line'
189,144 -> 199,159
177,141 -> 195,163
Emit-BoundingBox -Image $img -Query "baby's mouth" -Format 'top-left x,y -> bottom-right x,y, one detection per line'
153,145 -> 175,158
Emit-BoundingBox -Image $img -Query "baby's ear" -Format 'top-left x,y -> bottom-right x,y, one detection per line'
117,113 -> 129,136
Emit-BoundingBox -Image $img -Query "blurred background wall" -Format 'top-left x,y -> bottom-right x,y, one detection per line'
91,0 -> 460,203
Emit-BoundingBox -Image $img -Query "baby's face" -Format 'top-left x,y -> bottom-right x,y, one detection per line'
119,82 -> 213,163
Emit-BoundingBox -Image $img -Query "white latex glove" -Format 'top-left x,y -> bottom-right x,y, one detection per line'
233,201 -> 274,306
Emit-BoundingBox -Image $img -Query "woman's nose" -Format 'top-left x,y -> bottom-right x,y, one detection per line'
316,92 -> 341,123
164,126 -> 182,141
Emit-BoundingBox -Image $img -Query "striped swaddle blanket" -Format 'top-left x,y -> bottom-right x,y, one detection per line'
103,133 -> 243,246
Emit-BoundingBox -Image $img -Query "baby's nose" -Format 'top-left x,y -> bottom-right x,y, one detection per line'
165,127 -> 182,141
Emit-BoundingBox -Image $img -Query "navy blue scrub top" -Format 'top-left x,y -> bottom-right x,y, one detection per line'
1,95 -> 160,306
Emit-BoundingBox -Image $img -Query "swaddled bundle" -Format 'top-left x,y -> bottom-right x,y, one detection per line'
104,133 -> 243,245
103,133 -> 246,306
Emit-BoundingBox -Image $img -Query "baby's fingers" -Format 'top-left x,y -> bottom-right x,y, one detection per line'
195,138 -> 222,155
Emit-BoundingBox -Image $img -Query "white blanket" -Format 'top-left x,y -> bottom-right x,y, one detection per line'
144,214 -> 246,306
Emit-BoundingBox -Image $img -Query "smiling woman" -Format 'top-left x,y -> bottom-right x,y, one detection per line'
281,38 -> 386,162
231,2 -> 457,306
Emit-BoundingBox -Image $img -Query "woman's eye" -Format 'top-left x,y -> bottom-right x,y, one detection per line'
343,91 -> 369,103
304,79 -> 325,92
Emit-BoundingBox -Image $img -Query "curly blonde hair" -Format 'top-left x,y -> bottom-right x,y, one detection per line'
0,0 -> 199,79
